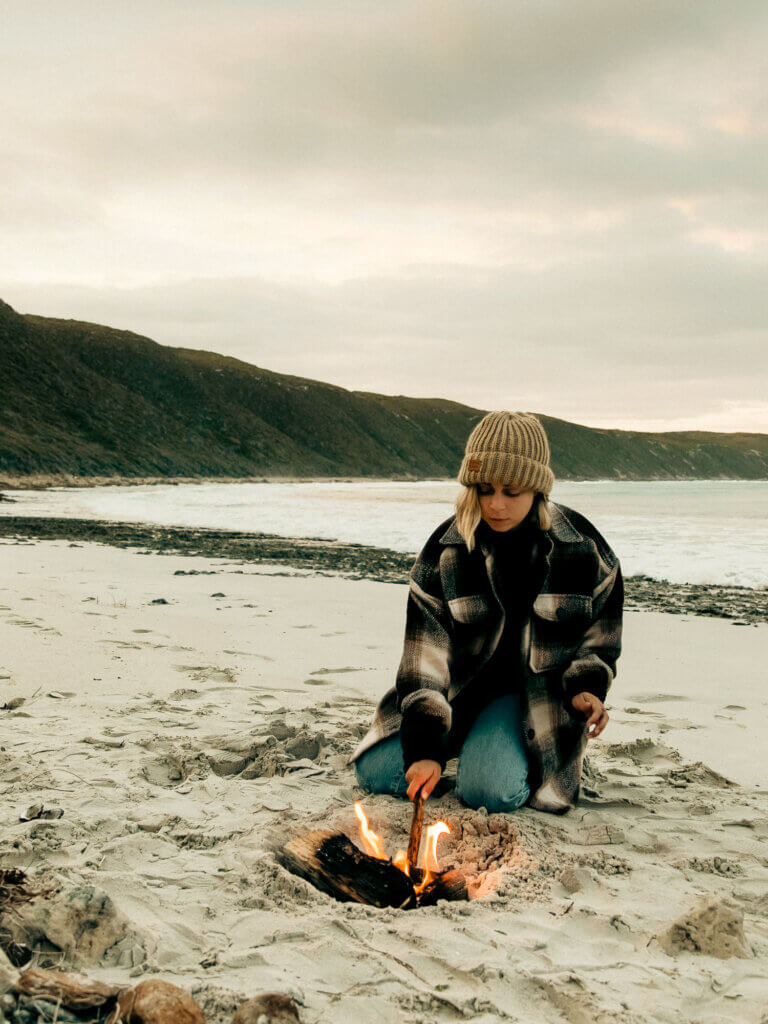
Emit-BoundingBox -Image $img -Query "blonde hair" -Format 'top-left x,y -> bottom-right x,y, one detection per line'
455,486 -> 552,553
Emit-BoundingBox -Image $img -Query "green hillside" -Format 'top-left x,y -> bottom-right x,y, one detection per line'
1,299 -> 766,480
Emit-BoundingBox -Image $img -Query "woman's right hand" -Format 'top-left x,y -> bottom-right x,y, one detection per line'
405,759 -> 442,801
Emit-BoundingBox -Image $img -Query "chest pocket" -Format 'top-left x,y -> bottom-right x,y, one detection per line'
529,593 -> 592,673
448,594 -> 494,626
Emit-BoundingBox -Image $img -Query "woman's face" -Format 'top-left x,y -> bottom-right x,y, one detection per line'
477,483 -> 535,532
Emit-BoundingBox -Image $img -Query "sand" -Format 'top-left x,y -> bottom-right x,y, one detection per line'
1,537 -> 767,1024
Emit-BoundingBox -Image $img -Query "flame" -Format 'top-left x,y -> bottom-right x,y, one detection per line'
392,850 -> 410,876
415,821 -> 450,894
354,801 -> 450,897
354,802 -> 387,860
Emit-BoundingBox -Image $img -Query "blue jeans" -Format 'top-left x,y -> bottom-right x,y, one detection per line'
354,694 -> 530,813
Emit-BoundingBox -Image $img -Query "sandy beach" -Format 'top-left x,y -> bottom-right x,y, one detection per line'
1,536 -> 767,1024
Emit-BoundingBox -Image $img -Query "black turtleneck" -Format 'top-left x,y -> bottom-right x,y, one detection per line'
464,513 -> 544,704
400,509 -> 547,772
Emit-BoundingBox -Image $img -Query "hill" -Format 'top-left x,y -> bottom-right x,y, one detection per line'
1,298 -> 766,481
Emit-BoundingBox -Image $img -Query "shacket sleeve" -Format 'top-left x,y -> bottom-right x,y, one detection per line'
395,552 -> 453,771
561,560 -> 624,705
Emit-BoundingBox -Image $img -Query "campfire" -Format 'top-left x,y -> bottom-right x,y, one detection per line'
281,795 -> 469,909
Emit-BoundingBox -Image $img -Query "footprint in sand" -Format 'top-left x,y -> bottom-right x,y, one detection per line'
169,688 -> 202,701
223,649 -> 274,661
310,666 -> 364,675
173,664 -> 238,685
627,692 -> 691,704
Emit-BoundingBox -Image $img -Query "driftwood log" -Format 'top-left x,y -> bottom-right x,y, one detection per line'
15,967 -> 125,1017
281,829 -> 468,909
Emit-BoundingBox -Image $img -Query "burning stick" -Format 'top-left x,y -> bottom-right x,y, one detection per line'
407,791 -> 425,873
279,802 -> 468,909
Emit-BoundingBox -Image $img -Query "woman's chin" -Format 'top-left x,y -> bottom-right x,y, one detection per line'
485,519 -> 515,531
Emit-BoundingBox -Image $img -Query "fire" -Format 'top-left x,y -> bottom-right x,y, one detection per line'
392,850 -> 410,876
354,802 -> 450,893
353,802 -> 387,860
415,821 -> 450,894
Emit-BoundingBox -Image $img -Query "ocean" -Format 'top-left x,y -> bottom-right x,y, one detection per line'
2,479 -> 766,588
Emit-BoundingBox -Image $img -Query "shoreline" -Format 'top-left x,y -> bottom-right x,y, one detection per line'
2,472 -> 767,491
0,514 -> 765,624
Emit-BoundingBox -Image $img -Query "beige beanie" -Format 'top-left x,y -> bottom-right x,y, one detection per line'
458,411 -> 554,496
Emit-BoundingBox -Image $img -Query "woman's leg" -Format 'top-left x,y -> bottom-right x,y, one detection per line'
354,733 -> 409,797
456,694 -> 531,812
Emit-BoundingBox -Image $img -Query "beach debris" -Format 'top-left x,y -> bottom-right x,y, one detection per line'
657,898 -> 750,959
280,803 -> 468,909
0,881 -> 37,967
0,698 -> 24,711
116,979 -> 205,1024
47,691 -> 68,700
231,992 -> 301,1023
14,967 -> 123,1016
150,598 -> 169,605
0,948 -> 19,996
19,804 -> 63,822
210,592 -> 226,598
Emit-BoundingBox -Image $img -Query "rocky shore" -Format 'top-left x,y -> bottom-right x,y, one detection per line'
0,515 -> 764,625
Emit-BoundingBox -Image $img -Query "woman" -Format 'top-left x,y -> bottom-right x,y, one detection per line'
350,411 -> 624,815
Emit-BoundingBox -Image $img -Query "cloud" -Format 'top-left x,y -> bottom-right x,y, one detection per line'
0,0 -> 766,430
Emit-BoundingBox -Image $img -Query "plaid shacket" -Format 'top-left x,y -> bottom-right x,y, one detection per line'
350,501 -> 624,814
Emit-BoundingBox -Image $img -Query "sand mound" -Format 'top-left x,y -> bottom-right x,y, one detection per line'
658,898 -> 751,959
10,885 -> 148,969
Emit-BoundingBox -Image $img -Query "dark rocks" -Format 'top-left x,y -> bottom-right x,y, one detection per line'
0,516 -> 764,621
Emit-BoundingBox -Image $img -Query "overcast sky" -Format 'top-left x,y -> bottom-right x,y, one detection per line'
2,0 -> 766,432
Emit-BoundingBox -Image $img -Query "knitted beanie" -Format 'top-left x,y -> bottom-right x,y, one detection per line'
458,411 -> 554,496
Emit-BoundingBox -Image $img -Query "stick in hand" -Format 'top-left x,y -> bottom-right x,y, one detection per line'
407,789 -> 425,872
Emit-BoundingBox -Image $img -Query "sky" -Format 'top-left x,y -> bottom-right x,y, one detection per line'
1,0 -> 767,433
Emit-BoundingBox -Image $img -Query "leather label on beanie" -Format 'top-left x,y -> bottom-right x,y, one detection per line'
468,458 -> 482,471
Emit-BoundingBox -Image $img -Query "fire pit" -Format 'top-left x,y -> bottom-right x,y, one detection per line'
281,798 -> 469,909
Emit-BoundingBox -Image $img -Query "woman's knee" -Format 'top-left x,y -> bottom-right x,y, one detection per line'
456,764 -> 530,813
354,735 -> 408,797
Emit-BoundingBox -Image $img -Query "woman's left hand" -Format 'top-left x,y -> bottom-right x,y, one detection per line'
571,692 -> 609,738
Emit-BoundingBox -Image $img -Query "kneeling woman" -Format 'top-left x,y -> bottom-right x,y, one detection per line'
350,411 -> 624,815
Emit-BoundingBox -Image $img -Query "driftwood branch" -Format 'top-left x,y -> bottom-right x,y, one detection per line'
280,829 -> 467,909
407,793 -> 425,872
